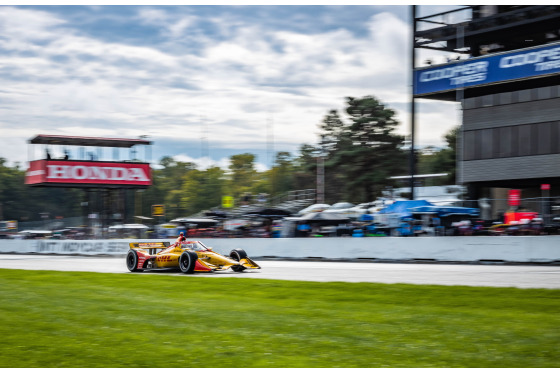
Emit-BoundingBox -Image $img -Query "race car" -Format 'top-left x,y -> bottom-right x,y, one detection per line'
126,236 -> 261,274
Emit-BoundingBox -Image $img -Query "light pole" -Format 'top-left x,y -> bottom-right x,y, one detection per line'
317,154 -> 325,204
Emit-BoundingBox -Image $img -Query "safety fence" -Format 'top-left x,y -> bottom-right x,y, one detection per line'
1,236 -> 559,264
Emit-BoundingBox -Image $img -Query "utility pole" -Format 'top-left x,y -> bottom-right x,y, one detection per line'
267,111 -> 275,198
409,5 -> 417,200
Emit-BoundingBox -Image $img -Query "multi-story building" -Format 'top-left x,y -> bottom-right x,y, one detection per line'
413,5 -> 560,218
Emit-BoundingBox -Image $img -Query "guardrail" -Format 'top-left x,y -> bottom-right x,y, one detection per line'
0,236 -> 559,263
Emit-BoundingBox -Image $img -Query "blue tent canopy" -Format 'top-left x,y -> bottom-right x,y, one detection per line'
410,205 -> 479,216
359,214 -> 374,221
377,200 -> 433,217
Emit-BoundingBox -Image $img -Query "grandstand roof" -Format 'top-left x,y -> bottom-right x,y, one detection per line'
28,134 -> 151,148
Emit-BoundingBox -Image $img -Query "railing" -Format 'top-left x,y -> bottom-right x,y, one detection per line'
269,189 -> 316,212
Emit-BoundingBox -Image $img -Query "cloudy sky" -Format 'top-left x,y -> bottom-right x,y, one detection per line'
0,3 -> 461,170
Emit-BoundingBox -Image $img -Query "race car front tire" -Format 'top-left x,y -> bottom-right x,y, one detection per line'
179,251 -> 198,274
126,250 -> 143,272
230,249 -> 248,272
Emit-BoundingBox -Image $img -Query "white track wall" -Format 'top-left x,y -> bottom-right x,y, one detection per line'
0,237 -> 559,263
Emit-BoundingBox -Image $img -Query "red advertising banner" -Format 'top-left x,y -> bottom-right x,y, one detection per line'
25,160 -> 47,185
25,160 -> 152,186
508,189 -> 521,206
541,184 -> 551,190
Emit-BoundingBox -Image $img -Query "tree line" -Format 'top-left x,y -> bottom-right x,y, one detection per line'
0,95 -> 458,222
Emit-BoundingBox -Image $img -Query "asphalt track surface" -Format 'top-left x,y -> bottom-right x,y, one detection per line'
1,254 -> 559,289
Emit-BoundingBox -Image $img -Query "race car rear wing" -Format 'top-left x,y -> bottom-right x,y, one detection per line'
129,242 -> 170,255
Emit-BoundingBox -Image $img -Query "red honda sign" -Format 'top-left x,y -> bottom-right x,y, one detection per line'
541,184 -> 551,190
25,160 -> 152,186
508,189 -> 521,206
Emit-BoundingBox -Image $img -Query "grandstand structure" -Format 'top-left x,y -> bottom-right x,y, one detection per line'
412,5 -> 560,219
25,134 -> 153,236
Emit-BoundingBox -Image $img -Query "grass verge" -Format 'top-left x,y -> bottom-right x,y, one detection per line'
0,268 -> 558,368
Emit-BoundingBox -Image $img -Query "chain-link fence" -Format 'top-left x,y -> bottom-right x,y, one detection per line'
17,216 -> 85,232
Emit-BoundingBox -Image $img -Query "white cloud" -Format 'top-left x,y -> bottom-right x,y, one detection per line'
136,8 -> 170,25
0,6 -> 66,44
137,7 -> 198,40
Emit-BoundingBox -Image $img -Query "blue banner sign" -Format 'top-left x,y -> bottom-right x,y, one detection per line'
414,42 -> 560,96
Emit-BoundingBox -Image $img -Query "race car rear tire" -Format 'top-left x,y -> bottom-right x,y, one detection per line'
126,250 -> 143,272
179,251 -> 198,274
230,248 -> 248,261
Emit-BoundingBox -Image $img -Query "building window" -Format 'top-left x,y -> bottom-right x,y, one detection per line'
536,122 -> 551,155
498,91 -> 513,105
498,126 -> 512,158
463,98 -> 476,110
492,127 -> 500,158
517,89 -> 533,102
481,94 -> 494,107
516,124 -> 531,156
537,87 -> 553,100
464,121 -> 560,161
510,126 -> 519,157
552,122 -> 560,154
463,131 -> 476,161
480,128 -> 493,159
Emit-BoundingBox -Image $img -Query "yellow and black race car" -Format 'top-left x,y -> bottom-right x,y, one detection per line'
126,236 -> 260,274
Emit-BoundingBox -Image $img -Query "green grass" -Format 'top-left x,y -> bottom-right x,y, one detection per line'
0,269 -> 558,368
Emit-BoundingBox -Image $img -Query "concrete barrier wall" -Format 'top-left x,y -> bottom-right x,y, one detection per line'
0,236 -> 559,263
